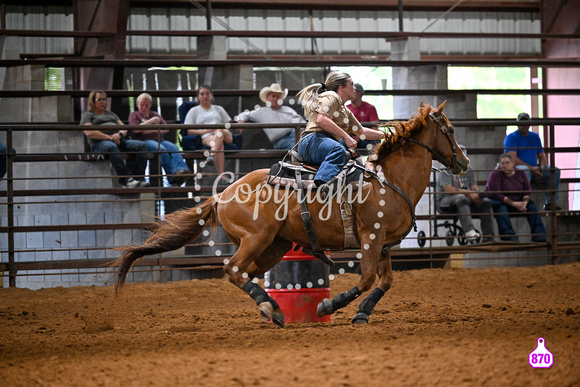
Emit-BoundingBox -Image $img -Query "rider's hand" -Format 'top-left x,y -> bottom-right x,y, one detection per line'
344,136 -> 357,149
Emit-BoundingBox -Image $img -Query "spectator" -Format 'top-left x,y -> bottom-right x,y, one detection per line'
81,90 -> 149,188
183,85 -> 234,176
0,142 -> 15,179
346,83 -> 380,150
236,83 -> 305,150
504,112 -> 561,210
485,153 -> 547,243
129,93 -> 191,186
436,146 -> 495,243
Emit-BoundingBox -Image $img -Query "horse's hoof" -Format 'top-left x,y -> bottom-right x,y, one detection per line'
258,301 -> 273,322
317,298 -> 334,317
352,312 -> 369,324
271,308 -> 285,328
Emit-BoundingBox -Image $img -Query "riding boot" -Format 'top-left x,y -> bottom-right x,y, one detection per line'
314,179 -> 331,201
318,183 -> 330,200
315,169 -> 347,201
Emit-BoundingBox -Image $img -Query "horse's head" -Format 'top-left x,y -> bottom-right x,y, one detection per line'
426,101 -> 469,175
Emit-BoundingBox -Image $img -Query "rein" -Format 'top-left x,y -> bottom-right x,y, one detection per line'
380,110 -> 458,254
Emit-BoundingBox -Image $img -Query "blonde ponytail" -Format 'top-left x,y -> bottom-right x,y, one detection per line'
297,72 -> 351,118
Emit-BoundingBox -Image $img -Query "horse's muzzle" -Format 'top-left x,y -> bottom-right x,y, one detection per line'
452,157 -> 470,175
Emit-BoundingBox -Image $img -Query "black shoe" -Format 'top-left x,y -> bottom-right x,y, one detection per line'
314,180 -> 331,201
171,169 -> 190,186
318,184 -> 330,201
502,236 -> 519,242
543,203 -> 562,211
532,238 -> 548,243
123,178 -> 141,188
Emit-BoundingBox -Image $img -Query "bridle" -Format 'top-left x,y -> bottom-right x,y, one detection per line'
406,112 -> 458,173
378,110 -> 459,253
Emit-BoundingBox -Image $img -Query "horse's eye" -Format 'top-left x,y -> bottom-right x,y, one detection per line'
449,128 -> 455,134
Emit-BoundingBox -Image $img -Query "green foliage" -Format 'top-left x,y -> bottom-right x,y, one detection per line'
44,68 -> 63,90
449,67 -> 531,119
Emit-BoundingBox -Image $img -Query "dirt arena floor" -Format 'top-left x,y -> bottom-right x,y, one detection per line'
1,262 -> 579,386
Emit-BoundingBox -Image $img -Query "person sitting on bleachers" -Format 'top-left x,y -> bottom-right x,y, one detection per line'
81,90 -> 149,188
346,83 -> 381,150
129,93 -> 190,186
236,83 -> 305,150
436,146 -> 495,243
183,85 -> 236,177
485,153 -> 547,243
504,112 -> 561,210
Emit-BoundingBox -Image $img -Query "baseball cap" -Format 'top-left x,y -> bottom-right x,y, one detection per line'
517,112 -> 530,121
354,83 -> 364,93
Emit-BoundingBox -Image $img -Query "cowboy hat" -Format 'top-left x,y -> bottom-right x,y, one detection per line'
259,83 -> 288,103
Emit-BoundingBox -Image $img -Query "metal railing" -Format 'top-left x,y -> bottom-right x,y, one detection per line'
1,119 -> 579,288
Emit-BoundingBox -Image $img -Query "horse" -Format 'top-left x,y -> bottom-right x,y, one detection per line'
112,101 -> 469,327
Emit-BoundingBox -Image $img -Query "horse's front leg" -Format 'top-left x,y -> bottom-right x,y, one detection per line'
317,239 -> 382,319
242,279 -> 285,328
351,247 -> 393,324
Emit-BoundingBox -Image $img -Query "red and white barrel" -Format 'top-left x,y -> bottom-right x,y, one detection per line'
265,245 -> 331,323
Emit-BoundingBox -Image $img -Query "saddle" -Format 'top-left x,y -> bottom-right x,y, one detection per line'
267,151 -> 371,265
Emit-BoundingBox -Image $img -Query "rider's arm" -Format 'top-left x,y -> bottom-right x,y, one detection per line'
359,126 -> 386,140
317,114 -> 349,141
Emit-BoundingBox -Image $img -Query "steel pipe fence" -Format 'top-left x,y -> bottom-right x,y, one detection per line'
1,119 -> 579,288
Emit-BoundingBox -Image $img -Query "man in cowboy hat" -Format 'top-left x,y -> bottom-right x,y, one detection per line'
237,83 -> 305,150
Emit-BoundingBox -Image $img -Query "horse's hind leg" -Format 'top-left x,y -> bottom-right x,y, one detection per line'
352,248 -> 393,324
224,237 -> 292,328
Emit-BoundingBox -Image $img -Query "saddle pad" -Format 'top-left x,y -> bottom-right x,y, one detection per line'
268,162 -> 317,189
268,160 -> 366,190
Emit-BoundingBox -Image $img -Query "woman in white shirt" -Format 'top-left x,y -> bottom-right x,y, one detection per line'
184,85 -> 233,175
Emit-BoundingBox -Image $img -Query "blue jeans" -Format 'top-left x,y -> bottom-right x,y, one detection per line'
91,139 -> 148,185
298,133 -> 347,183
516,165 -> 561,204
273,129 -> 295,150
0,142 -> 16,179
143,140 -> 189,184
489,198 -> 547,242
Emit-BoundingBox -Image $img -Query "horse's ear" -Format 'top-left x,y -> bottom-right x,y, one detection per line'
434,100 -> 447,114
420,101 -> 426,108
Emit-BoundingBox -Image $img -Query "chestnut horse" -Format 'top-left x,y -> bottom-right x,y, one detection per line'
112,101 -> 469,327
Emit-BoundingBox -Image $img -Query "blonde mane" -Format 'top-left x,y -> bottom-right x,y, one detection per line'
369,103 -> 432,165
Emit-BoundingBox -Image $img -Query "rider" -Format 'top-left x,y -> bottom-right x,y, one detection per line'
297,72 -> 386,194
